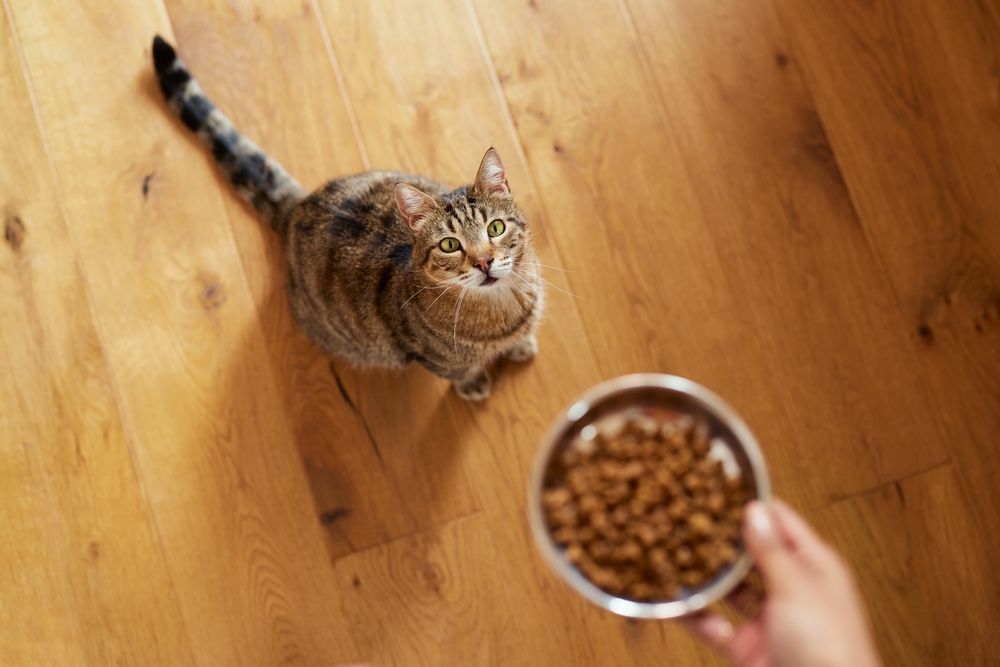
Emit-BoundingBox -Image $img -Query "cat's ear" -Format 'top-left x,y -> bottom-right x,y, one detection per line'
470,147 -> 510,197
395,183 -> 439,231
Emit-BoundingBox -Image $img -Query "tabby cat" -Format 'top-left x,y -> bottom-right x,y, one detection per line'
151,36 -> 543,400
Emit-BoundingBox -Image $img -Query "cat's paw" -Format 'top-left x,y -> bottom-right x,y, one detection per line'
505,334 -> 538,363
453,368 -> 492,401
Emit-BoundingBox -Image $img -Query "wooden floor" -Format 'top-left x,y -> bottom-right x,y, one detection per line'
2,0 -> 999,665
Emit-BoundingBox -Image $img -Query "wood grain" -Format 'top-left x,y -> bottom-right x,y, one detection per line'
162,0 -> 421,561
0,6 -> 194,664
5,0 -> 360,664
2,0 -> 998,665
621,0 -> 947,507
776,0 -> 1000,595
814,464 -> 1000,666
334,514 -> 494,667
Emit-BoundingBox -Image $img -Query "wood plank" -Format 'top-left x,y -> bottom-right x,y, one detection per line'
314,1 -> 708,665
775,0 -> 1000,558
333,514 -> 494,667
471,0 -> 934,506
620,0 -> 947,508
813,464 -> 1000,666
923,0 -> 1000,176
0,5 -> 194,665
5,1 -> 361,664
163,0 -> 421,560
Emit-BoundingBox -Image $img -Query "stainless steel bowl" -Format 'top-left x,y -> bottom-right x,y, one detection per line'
528,374 -> 771,619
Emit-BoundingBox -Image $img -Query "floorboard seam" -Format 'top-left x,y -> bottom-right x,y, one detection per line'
814,458 -> 953,511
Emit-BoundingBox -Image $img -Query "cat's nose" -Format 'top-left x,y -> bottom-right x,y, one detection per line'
473,257 -> 493,273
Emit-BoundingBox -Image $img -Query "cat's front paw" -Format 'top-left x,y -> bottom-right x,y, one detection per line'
453,368 -> 492,401
505,334 -> 538,363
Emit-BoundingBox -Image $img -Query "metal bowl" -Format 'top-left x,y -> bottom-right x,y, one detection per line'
528,374 -> 771,619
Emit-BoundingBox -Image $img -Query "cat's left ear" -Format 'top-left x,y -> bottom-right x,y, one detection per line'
470,148 -> 510,197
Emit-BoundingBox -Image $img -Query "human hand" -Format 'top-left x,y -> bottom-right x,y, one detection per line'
683,499 -> 882,667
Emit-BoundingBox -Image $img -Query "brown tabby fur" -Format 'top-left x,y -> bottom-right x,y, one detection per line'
152,36 -> 543,399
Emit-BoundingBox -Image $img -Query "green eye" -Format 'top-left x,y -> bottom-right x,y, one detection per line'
488,219 -> 506,237
439,237 -> 461,253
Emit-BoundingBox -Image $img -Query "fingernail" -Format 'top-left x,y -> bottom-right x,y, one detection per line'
747,501 -> 776,544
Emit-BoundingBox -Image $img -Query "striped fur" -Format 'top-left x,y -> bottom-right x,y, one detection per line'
151,36 -> 543,400
152,36 -> 305,233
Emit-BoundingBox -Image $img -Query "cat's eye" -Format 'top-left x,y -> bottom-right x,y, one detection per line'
439,237 -> 461,253
488,219 -> 506,237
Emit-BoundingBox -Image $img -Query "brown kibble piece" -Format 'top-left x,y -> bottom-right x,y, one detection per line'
564,543 -> 585,564
588,540 -> 614,562
706,491 -> 727,515
683,472 -> 705,492
542,487 -> 572,510
674,545 -> 695,568
634,522 -> 661,547
549,502 -> 579,527
579,493 -> 604,515
611,505 -> 632,526
567,466 -> 596,494
589,567 -> 624,592
627,582 -> 657,601
679,569 -> 706,587
629,497 -> 648,517
552,526 -> 578,545
621,460 -> 646,480
668,449 -> 694,476
603,482 -> 631,505
667,497 -> 691,521
636,479 -> 665,505
687,511 -> 714,538
611,540 -> 643,562
648,506 -> 673,528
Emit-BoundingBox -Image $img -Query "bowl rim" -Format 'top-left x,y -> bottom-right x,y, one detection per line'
527,373 -> 772,619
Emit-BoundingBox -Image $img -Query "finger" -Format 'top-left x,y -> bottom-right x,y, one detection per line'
680,612 -> 737,648
724,578 -> 765,621
682,613 -> 769,667
770,498 -> 838,571
742,500 -> 798,594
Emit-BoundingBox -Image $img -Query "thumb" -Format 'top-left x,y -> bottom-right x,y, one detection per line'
743,500 -> 798,594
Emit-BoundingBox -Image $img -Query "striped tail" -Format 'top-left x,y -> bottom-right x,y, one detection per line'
152,35 -> 306,234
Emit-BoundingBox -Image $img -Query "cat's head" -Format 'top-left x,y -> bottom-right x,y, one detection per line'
395,149 -> 532,294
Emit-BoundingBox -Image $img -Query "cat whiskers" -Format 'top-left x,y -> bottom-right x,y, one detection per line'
503,270 -> 532,301
534,262 -> 575,273
506,271 -> 541,309
400,283 -> 445,309
419,276 -> 465,311
425,285 -> 456,310
512,267 -> 581,299
453,286 -> 467,356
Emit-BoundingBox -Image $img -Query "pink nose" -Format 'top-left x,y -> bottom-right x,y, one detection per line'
473,257 -> 493,273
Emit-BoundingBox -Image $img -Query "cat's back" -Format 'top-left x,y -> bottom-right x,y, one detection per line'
288,171 -> 443,248
283,171 -> 447,365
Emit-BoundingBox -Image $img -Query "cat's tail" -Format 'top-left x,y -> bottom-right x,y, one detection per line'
152,35 -> 305,235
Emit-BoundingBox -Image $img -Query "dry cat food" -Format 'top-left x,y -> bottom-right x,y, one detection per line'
541,410 -> 750,602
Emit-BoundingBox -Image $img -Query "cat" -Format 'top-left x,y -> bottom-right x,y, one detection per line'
151,36 -> 543,400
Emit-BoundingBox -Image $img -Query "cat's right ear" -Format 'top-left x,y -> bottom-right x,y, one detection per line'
395,183 -> 439,231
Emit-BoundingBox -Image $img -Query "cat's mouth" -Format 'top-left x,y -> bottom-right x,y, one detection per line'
481,276 -> 499,287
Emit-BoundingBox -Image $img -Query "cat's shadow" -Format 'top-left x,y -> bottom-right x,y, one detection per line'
242,201 -> 481,562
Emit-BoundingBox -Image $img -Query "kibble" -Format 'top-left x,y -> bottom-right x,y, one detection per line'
542,410 -> 750,602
